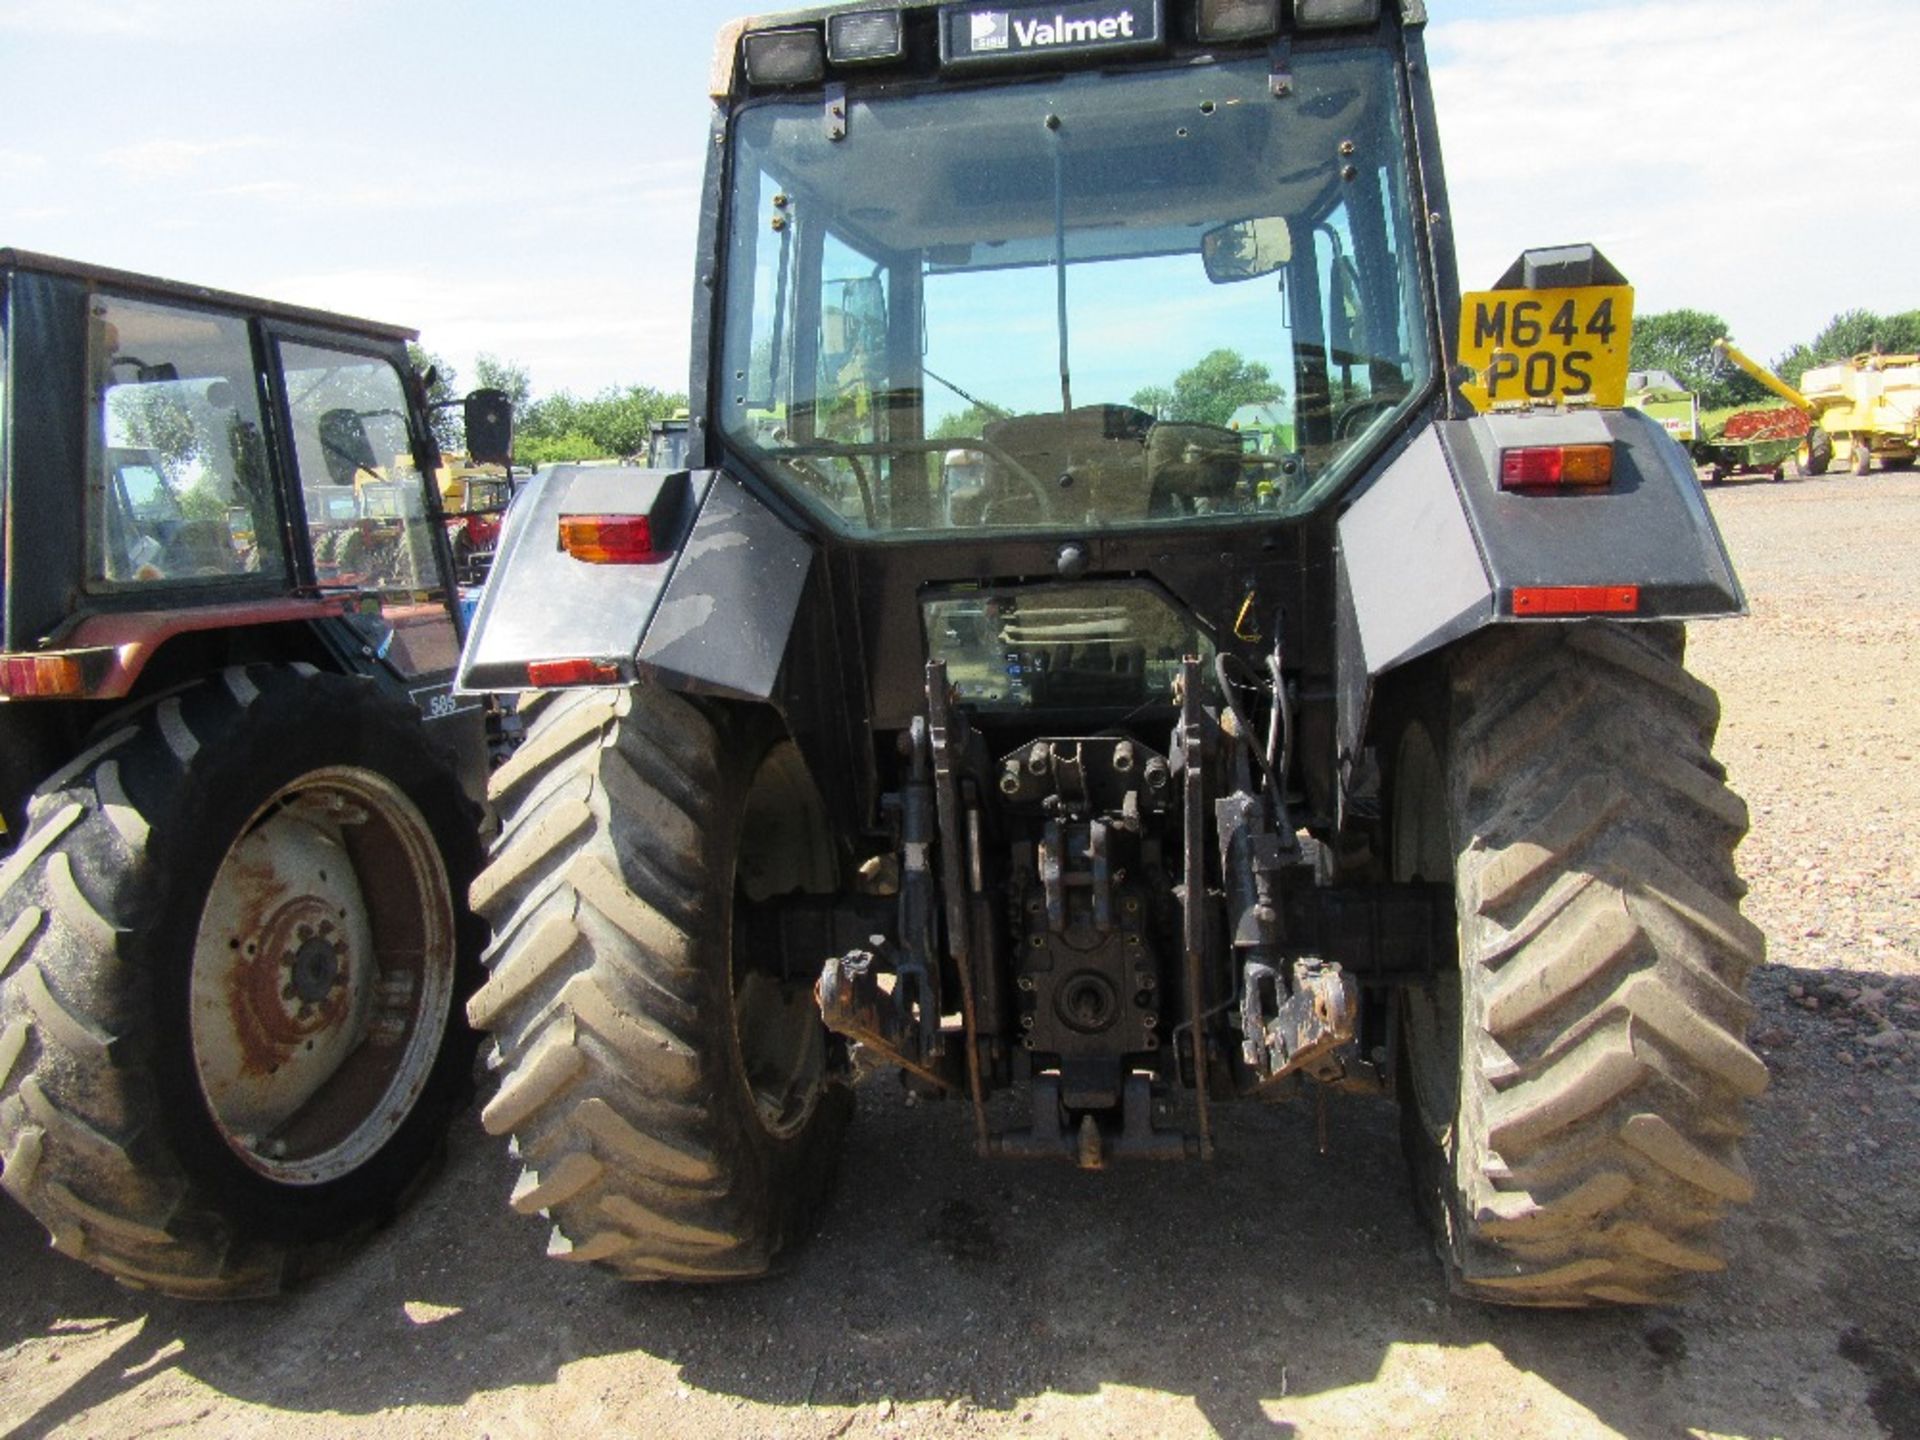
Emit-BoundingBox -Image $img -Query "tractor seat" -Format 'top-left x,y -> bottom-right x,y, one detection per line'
1144,422 -> 1244,512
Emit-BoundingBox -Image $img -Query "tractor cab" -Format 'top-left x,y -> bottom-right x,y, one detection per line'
715,5 -> 1431,540
0,250 -> 512,761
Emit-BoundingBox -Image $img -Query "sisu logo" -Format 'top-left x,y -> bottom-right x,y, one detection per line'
972,11 -> 1011,49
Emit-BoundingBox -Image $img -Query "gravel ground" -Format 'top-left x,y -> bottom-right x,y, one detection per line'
0,471 -> 1915,1440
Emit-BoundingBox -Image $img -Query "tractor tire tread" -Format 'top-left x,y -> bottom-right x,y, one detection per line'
1436,623 -> 1764,1306
0,663 -> 477,1299
470,683 -> 847,1283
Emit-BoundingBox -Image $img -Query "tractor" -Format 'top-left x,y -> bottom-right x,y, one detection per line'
458,0 -> 1764,1307
0,249 -> 512,1297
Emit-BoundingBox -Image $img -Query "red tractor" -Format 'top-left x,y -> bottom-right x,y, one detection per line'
0,249 -> 511,1297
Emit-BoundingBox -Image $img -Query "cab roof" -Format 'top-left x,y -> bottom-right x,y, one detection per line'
0,248 -> 419,343
711,0 -> 1425,95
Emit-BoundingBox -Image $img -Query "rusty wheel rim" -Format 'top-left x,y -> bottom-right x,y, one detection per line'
189,768 -> 455,1185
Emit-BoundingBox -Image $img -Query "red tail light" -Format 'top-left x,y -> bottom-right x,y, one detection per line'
526,658 -> 623,687
558,515 -> 662,565
1500,444 -> 1614,491
1512,586 -> 1641,616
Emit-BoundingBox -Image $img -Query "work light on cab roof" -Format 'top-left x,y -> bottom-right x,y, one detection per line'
829,9 -> 907,61
1195,0 -> 1278,39
744,25 -> 828,85
735,0 -> 1395,92
1293,0 -> 1382,29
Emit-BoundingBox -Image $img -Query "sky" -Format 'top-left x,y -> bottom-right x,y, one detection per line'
2,0 -> 1915,400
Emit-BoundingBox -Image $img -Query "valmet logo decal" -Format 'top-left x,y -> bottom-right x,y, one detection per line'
942,0 -> 1164,67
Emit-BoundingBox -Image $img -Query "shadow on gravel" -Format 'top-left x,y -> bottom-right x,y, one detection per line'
2,959 -> 1915,1439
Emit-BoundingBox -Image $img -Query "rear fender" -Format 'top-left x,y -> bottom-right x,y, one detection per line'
1335,407 -> 1744,799
456,465 -> 814,704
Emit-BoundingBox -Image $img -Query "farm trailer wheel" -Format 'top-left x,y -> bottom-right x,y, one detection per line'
1804,430 -> 1833,475
0,665 -> 481,1298
468,685 -> 851,1281
1390,623 -> 1767,1307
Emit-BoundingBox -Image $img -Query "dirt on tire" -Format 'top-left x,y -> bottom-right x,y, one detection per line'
469,685 -> 850,1281
1397,623 -> 1765,1306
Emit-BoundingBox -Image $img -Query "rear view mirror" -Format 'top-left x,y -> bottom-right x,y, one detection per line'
465,389 -> 515,466
1202,216 -> 1294,284
319,407 -> 379,484
824,275 -> 888,370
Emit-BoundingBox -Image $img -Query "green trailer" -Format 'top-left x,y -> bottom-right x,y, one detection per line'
1694,405 -> 1808,484
1628,370 -> 1798,483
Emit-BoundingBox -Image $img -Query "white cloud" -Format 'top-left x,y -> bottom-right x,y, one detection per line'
1430,0 -> 1920,360
260,267 -> 697,399
0,0 -> 160,37
0,146 -> 45,181
0,0 -> 359,37
100,137 -> 267,180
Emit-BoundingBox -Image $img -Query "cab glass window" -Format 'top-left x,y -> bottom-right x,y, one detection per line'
86,294 -> 283,588
278,341 -> 441,597
719,50 -> 1431,538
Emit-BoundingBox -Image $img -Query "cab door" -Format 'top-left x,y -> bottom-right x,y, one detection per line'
260,325 -> 484,779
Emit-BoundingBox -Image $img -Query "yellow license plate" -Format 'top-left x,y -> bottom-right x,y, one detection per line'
1457,285 -> 1634,413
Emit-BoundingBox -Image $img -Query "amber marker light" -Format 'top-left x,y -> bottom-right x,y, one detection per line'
1499,444 -> 1615,491
0,653 -> 89,699
557,515 -> 663,565
1512,586 -> 1641,616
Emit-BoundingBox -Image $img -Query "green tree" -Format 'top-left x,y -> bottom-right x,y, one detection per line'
113,386 -> 202,480
930,404 -> 1002,441
408,344 -> 462,451
1777,309 -> 1920,387
1629,310 -> 1765,411
473,354 -> 533,413
517,383 -> 688,465
518,429 -> 611,468
1130,385 -> 1174,421
1131,349 -> 1283,427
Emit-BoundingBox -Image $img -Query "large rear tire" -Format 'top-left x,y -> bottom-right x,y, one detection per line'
0,666 -> 480,1297
1391,624 -> 1766,1307
468,685 -> 850,1281
1803,430 -> 1832,476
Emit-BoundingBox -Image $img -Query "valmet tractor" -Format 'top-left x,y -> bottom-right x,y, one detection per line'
0,250 -> 512,1297
458,0 -> 1764,1306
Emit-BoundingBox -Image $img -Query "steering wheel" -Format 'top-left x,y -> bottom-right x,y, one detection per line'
953,435 -> 1059,521
785,453 -> 879,528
